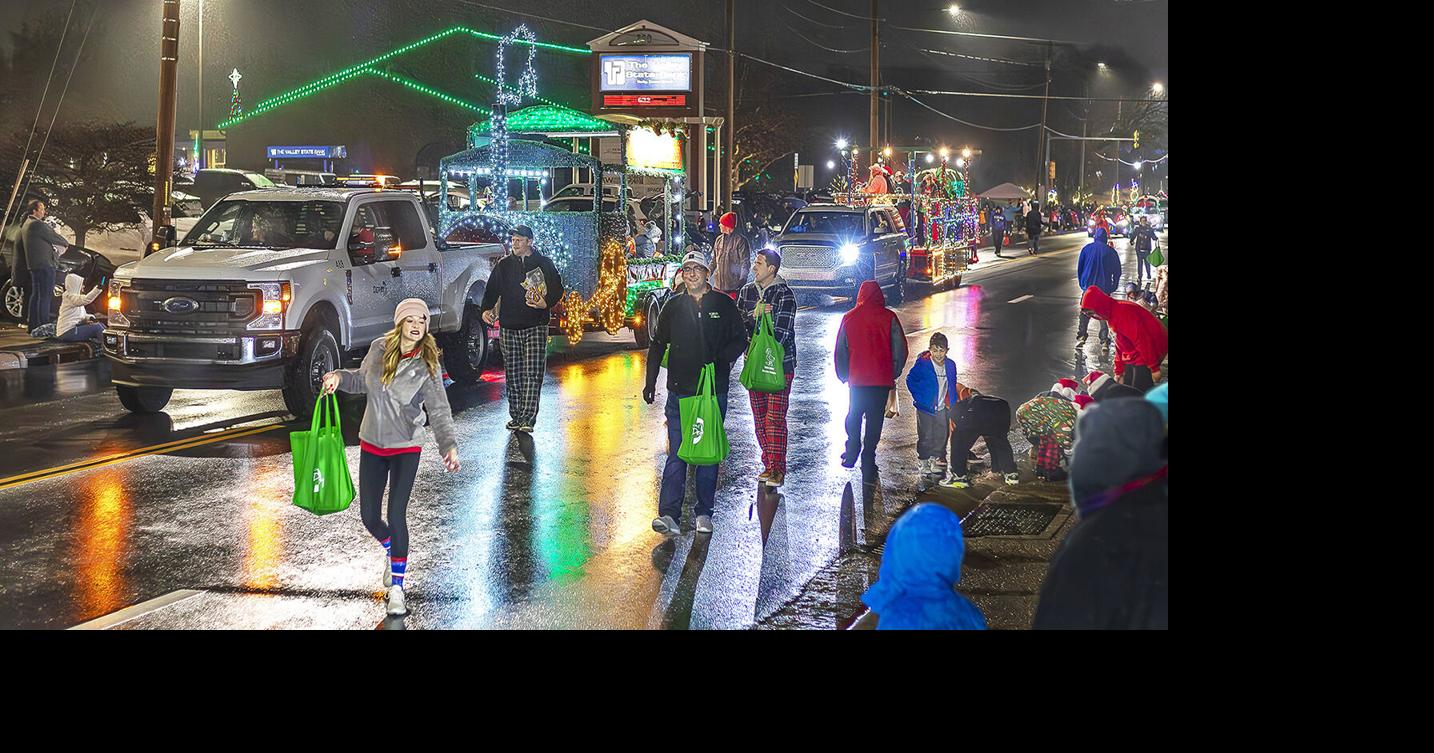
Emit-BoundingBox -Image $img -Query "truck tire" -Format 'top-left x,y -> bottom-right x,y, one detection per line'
632,295 -> 661,349
1,279 -> 24,322
442,305 -> 490,385
283,325 -> 340,418
116,384 -> 173,413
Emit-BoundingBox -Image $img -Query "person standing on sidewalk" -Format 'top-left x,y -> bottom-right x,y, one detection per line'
1130,215 -> 1157,284
644,251 -> 748,536
942,383 -> 1020,489
55,273 -> 103,344
835,280 -> 908,478
1025,200 -> 1047,255
1079,285 -> 1168,391
710,212 -> 751,297
321,299 -> 462,617
905,332 -> 957,478
22,200 -> 69,336
481,225 -> 564,433
1076,226 -> 1121,350
737,248 -> 798,489
991,213 -> 1007,258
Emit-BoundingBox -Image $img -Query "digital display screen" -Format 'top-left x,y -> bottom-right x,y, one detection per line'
599,53 -> 692,92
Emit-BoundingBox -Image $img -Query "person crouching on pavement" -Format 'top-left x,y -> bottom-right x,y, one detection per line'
737,248 -> 798,489
1016,380 -> 1081,482
1083,370 -> 1144,402
859,504 -> 987,630
481,225 -> 565,433
711,211 -> 751,297
55,273 -> 104,344
644,251 -> 749,536
835,280 -> 908,479
942,383 -> 1020,489
321,299 -> 461,617
1079,285 -> 1167,391
905,332 -> 958,478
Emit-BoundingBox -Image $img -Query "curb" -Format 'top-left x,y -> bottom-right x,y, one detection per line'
0,342 -> 96,370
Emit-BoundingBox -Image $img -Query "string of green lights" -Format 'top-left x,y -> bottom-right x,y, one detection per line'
366,69 -> 491,115
216,25 -> 588,130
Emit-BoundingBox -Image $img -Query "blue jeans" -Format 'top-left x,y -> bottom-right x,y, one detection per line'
27,268 -> 54,334
660,389 -> 729,522
58,322 -> 104,343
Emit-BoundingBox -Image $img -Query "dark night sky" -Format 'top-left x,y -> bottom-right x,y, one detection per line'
2,0 -> 1167,194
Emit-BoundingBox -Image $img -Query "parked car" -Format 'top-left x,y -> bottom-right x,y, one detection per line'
102,188 -> 507,417
264,168 -> 339,187
770,203 -> 907,303
2,243 -> 116,323
192,168 -> 276,209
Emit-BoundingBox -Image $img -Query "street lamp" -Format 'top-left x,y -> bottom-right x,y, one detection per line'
835,138 -> 848,150
925,153 -> 935,164
939,147 -> 950,160
1097,62 -> 1108,70
1133,161 -> 1143,170
826,160 -> 836,169
955,158 -> 965,168
947,4 -> 961,16
961,147 -> 972,160
883,146 -> 892,157
1152,82 -> 1164,95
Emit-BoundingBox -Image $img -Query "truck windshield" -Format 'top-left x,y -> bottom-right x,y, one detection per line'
783,211 -> 863,236
182,200 -> 346,249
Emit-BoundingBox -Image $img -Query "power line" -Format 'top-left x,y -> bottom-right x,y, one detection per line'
888,23 -> 1087,46
915,88 -> 1168,103
782,20 -> 869,54
450,0 -> 613,33
899,91 -> 1045,132
782,2 -> 849,30
916,46 -> 1041,68
18,4 -> 99,213
806,0 -> 884,22
2,0 -> 78,232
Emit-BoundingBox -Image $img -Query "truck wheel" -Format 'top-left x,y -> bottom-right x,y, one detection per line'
116,385 -> 172,413
283,325 -> 340,418
1,279 -> 24,321
633,295 -> 661,349
442,305 -> 490,385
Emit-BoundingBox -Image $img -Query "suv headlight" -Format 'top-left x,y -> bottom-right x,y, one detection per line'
108,279 -> 131,327
839,243 -> 860,266
247,282 -> 292,330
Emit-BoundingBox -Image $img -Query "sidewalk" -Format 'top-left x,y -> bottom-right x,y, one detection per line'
0,326 -> 98,370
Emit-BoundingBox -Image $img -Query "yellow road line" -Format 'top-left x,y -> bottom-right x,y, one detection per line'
0,424 -> 283,491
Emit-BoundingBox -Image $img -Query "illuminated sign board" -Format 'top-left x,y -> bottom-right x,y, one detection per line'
266,145 -> 347,160
626,128 -> 684,172
603,94 -> 688,108
599,53 -> 692,92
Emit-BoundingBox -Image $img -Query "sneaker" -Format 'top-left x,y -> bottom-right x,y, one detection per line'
919,457 -> 933,475
765,472 -> 784,488
940,475 -> 972,489
383,556 -> 392,588
506,419 -> 520,431
758,470 -> 773,483
385,585 -> 408,616
651,515 -> 681,536
840,452 -> 857,469
1003,472 -> 1020,486
695,514 -> 713,534
1075,335 -> 1087,348
517,424 -> 533,433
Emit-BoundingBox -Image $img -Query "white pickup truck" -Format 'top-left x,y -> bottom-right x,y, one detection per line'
103,188 -> 507,417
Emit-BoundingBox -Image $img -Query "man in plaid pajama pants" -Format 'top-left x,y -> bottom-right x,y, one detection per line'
736,249 -> 798,489
481,225 -> 564,433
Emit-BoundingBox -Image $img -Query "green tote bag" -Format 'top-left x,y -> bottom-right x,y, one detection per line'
1147,243 -> 1164,267
740,312 -> 788,393
291,394 -> 356,515
677,363 -> 730,466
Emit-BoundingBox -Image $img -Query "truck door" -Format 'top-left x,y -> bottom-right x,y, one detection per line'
345,200 -> 408,344
373,198 -> 441,323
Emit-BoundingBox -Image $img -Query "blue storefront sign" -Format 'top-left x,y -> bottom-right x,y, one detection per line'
598,53 -> 691,92
266,145 -> 348,160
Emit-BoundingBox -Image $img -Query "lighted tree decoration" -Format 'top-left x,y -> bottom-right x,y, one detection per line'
487,25 -> 539,212
228,68 -> 244,118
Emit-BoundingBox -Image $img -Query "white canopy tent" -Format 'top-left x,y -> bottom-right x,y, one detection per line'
978,182 -> 1032,201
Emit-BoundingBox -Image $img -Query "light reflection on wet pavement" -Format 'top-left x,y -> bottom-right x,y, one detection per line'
0,232 -> 1165,629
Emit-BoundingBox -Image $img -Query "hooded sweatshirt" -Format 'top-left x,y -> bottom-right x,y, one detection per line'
1080,286 -> 1168,378
334,337 -> 458,456
56,273 -> 101,336
1034,400 -> 1168,630
834,281 -> 907,387
861,504 -> 987,630
1077,227 -> 1122,293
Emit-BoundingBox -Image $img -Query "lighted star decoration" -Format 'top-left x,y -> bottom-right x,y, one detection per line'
229,68 -> 243,90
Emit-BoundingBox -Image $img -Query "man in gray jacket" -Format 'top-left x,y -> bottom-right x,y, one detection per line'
21,200 -> 69,336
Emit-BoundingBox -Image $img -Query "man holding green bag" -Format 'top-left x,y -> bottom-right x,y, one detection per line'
644,251 -> 748,536
737,249 -> 798,488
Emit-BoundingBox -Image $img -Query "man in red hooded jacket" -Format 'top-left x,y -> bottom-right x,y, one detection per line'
835,280 -> 909,477
1080,286 -> 1167,390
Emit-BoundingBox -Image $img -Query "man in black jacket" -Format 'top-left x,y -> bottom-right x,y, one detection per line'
21,200 -> 69,335
481,225 -> 564,433
644,250 -> 748,536
1025,200 -> 1046,256
941,383 -> 1019,489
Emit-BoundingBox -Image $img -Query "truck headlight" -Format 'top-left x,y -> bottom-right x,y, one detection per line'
108,279 -> 130,327
839,244 -> 860,266
247,282 -> 291,330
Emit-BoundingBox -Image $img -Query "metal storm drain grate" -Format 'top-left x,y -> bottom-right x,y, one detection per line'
962,502 -> 1063,537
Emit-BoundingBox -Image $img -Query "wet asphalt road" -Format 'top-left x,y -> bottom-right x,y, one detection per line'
0,229 -> 1166,629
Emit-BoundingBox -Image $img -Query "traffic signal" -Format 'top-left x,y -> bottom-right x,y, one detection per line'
1133,130 -> 1141,149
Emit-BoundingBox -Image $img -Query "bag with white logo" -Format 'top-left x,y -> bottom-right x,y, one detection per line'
290,394 -> 355,515
740,311 -> 787,393
678,363 -> 729,466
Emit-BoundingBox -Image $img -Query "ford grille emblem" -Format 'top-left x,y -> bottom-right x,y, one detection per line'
162,296 -> 199,314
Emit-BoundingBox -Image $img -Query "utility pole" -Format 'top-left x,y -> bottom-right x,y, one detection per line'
196,0 -> 203,169
1078,80 -> 1088,199
869,0 -> 879,162
152,0 -> 181,246
725,0 -> 735,208
1036,44 -> 1051,199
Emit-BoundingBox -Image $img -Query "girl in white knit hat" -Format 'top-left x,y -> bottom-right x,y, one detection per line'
320,298 -> 461,617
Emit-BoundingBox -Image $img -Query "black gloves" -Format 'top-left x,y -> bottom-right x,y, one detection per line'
643,386 -> 656,405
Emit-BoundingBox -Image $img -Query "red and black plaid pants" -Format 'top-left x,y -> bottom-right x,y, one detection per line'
748,372 -> 794,476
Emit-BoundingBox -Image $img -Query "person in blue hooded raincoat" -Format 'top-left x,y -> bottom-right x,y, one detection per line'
860,503 -> 987,630
1075,226 -> 1121,348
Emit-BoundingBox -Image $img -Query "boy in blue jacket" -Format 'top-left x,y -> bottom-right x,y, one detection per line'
905,332 -> 959,477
